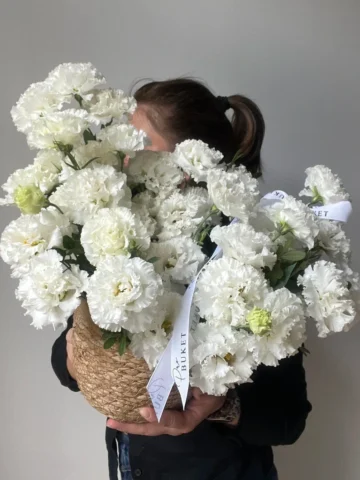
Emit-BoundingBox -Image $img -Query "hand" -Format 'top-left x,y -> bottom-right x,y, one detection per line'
106,388 -> 225,436
66,328 -> 77,381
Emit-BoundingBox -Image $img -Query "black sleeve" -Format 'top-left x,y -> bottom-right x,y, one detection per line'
235,352 -> 312,446
51,316 -> 80,392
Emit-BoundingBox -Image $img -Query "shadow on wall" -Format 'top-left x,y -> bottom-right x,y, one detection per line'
275,325 -> 358,480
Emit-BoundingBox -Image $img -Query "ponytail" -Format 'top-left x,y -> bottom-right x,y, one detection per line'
228,95 -> 265,178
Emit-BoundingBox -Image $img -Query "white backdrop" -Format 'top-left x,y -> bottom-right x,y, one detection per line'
0,1 -> 359,479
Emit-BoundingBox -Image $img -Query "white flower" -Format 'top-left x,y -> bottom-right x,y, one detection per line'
59,141 -> 119,181
157,188 -> 213,241
85,89 -> 136,124
192,323 -> 240,363
129,291 -> 182,369
132,190 -> 163,218
130,329 -> 168,370
316,219 -> 351,263
300,165 -> 350,204
81,207 -> 150,266
15,250 -> 88,329
11,82 -> 66,134
131,202 -> 157,237
173,140 -> 223,182
248,288 -> 306,367
191,324 -> 256,395
45,63 -> 106,100
97,124 -> 147,157
127,151 -> 183,195
86,256 -> 163,333
49,165 -> 131,224
190,357 -> 240,396
298,260 -> 357,337
146,236 -> 206,284
210,223 -> 277,269
0,150 -> 63,208
207,166 -> 259,222
0,207 -> 75,278
260,195 -> 319,249
27,109 -> 89,150
195,258 -> 269,327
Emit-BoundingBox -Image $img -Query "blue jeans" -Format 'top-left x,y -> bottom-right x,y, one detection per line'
118,434 -> 278,480
119,433 -> 133,480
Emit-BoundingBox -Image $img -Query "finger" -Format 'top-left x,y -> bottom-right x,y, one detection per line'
66,328 -> 73,344
106,419 -> 174,436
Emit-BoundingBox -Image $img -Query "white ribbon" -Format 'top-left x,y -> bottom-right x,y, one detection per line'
311,201 -> 352,222
147,221 -> 236,420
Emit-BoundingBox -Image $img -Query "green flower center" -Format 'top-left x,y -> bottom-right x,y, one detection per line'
246,307 -> 272,336
14,185 -> 48,214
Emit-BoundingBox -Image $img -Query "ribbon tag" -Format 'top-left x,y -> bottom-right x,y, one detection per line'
260,190 -> 289,205
146,341 -> 174,421
312,200 -> 352,223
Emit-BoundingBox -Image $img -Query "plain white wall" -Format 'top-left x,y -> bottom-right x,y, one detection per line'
0,1 -> 359,479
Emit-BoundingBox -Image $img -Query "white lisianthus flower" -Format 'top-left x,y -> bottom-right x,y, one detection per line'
192,323 -> 240,363
260,195 -> 319,249
157,187 -> 213,241
316,219 -> 351,263
173,140 -> 224,182
127,151 -> 184,195
210,223 -> 277,269
86,256 -> 163,333
11,82 -> 66,134
191,324 -> 256,395
0,168 -> 45,210
131,202 -> 157,237
0,150 -> 63,208
59,141 -> 119,181
195,258 -> 269,327
130,329 -> 168,370
15,250 -> 88,329
27,109 -> 89,150
97,124 -> 147,157
45,62 -> 106,101
298,260 -> 357,337
299,165 -> 350,204
85,89 -> 137,124
49,165 -> 131,224
248,288 -> 306,366
132,190 -> 164,218
0,207 -> 75,278
207,166 -> 259,222
190,357 -> 240,396
81,207 -> 150,266
146,236 -> 206,284
130,291 -> 182,369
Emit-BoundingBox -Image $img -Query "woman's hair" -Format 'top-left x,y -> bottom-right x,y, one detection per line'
134,78 -> 265,177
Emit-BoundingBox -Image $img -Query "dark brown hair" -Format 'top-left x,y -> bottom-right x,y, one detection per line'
134,78 -> 265,177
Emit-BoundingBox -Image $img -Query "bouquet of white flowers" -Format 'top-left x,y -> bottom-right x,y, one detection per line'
1,63 -> 359,422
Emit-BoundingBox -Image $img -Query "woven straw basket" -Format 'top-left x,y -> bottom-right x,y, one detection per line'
72,299 -> 181,423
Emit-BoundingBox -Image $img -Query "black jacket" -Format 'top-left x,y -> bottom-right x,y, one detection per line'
52,318 -> 311,480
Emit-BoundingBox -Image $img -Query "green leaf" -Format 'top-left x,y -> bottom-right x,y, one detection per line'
83,128 -> 96,144
280,250 -> 306,263
63,235 -> 75,249
275,263 -> 297,289
52,247 -> 66,257
103,337 -> 116,349
74,93 -> 84,108
147,257 -> 160,264
82,156 -> 99,169
118,334 -> 128,355
266,263 -> 284,287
